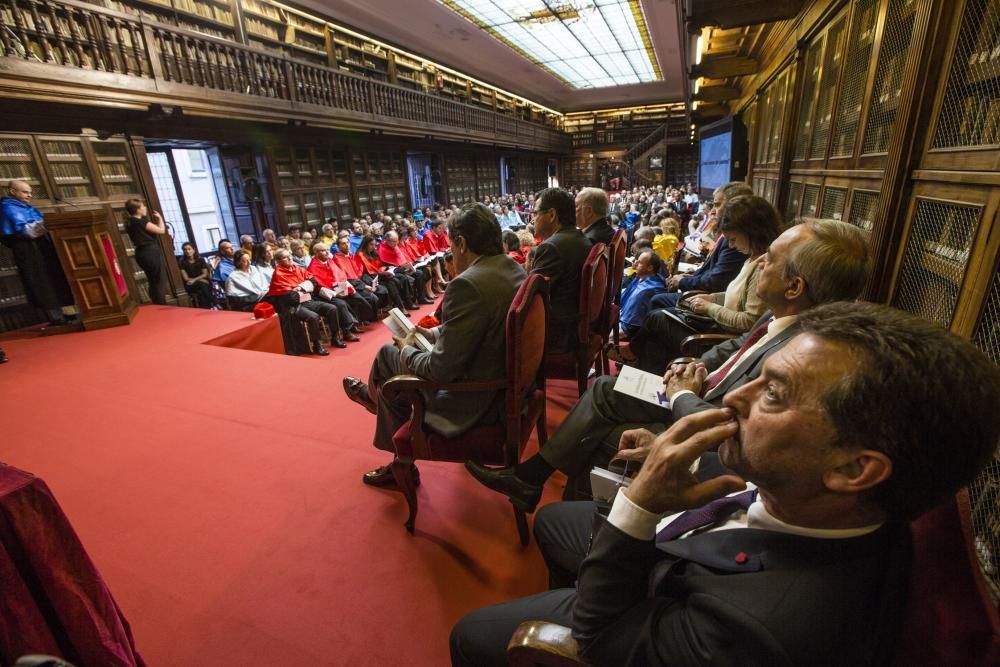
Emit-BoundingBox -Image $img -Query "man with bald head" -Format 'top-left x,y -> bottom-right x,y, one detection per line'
0,180 -> 74,324
575,187 -> 615,245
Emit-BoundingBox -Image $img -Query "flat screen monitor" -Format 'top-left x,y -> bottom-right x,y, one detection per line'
699,132 -> 733,191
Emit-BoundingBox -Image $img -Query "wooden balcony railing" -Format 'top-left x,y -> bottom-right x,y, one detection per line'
0,0 -> 570,152
568,117 -> 690,150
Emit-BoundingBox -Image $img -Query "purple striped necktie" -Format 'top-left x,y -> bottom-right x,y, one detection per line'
655,489 -> 758,543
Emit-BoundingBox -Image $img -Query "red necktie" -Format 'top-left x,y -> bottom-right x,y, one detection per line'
655,489 -> 757,542
701,318 -> 772,395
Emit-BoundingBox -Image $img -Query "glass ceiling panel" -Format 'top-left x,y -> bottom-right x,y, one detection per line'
438,0 -> 662,89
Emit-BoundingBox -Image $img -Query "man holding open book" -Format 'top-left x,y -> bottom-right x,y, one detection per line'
343,203 -> 525,488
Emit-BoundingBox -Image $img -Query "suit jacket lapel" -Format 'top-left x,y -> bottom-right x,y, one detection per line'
703,323 -> 801,401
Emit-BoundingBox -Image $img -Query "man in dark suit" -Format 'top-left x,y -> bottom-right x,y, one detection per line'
575,187 -> 615,245
343,204 -> 525,487
648,181 -> 754,311
530,187 -> 592,354
466,220 -> 872,513
451,301 -> 1000,667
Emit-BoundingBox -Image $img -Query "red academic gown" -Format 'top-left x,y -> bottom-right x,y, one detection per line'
308,257 -> 356,295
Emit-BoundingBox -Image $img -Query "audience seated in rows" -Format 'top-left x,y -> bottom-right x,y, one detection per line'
616,194 -> 782,373
268,248 -> 347,354
309,242 -> 377,326
341,203 -> 526,487
649,181 -> 754,311
466,218 -> 872,514
379,231 -> 434,306
452,300 -> 1000,666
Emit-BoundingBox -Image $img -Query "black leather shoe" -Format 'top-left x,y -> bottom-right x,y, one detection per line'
405,302 -> 419,310
342,330 -> 360,342
464,461 -> 543,513
343,376 -> 376,414
350,323 -> 364,334
362,463 -> 420,488
330,338 -> 348,349
0,349 -> 7,364
312,345 -> 329,356
419,296 -> 435,305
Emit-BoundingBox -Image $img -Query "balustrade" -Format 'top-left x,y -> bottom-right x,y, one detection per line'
0,0 -> 568,150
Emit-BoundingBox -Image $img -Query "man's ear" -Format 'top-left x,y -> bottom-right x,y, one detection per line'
824,449 -> 892,494
784,276 -> 808,301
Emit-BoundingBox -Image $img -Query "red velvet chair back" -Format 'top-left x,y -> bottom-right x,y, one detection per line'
607,229 -> 626,306
576,243 -> 608,345
503,274 -> 549,459
894,489 -> 1000,666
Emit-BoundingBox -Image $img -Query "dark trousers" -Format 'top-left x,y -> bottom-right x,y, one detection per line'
135,245 -> 168,305
350,279 -> 387,313
184,280 -> 214,308
538,376 -> 671,478
343,292 -> 377,323
392,268 -> 417,304
630,308 -> 699,374
377,272 -> 408,310
315,296 -> 358,331
368,343 -> 410,453
449,503 -> 592,667
297,299 -> 341,343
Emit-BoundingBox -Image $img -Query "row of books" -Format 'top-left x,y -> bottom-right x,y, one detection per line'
951,95 -> 1000,146
174,0 -> 232,24
245,18 -> 280,40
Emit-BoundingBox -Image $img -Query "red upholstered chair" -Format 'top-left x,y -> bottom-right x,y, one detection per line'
379,274 -> 549,544
602,229 -> 627,374
545,243 -> 608,396
506,488 -> 1000,666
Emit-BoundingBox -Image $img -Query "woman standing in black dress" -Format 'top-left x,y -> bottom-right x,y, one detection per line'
125,198 -> 168,305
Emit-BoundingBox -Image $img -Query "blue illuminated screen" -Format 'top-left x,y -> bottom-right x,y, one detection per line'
699,132 -> 733,190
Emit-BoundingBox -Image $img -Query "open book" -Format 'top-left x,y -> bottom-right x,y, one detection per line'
382,307 -> 434,352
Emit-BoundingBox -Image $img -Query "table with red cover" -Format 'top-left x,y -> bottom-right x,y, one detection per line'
0,462 -> 144,666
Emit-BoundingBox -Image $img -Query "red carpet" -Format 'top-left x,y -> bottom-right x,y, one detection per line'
0,305 -> 582,666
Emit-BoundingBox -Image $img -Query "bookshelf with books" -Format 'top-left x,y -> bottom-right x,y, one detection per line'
102,0 -> 238,40
887,0 -> 1000,350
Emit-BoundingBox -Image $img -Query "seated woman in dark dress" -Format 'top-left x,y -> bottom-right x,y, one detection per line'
178,242 -> 214,308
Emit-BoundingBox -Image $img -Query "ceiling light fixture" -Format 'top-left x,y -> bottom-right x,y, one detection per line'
438,0 -> 662,89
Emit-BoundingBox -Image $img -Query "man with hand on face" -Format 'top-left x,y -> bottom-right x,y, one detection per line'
466,219 -> 871,514
342,204 -> 524,488
451,301 -> 1000,667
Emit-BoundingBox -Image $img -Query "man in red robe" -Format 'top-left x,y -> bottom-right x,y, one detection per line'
379,230 -> 433,305
269,249 -> 349,351
309,242 -> 376,325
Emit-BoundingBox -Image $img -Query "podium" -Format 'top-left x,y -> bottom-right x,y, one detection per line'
46,209 -> 138,330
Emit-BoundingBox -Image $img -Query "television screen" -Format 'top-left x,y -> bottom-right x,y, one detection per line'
699,132 -> 733,190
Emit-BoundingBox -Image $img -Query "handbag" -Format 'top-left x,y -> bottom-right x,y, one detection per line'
675,299 -> 719,331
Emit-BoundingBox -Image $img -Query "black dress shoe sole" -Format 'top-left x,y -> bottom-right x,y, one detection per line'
330,340 -> 348,349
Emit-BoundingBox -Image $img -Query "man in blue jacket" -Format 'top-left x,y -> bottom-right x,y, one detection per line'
0,180 -> 74,324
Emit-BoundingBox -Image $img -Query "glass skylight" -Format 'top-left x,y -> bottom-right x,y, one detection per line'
439,1 -> 662,89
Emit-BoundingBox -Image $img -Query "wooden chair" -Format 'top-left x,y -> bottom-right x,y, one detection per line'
505,489 -> 1000,667
601,229 -> 627,375
380,274 -> 549,544
545,243 -> 609,396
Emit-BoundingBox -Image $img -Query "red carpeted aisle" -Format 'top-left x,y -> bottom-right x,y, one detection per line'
0,305 -> 582,666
